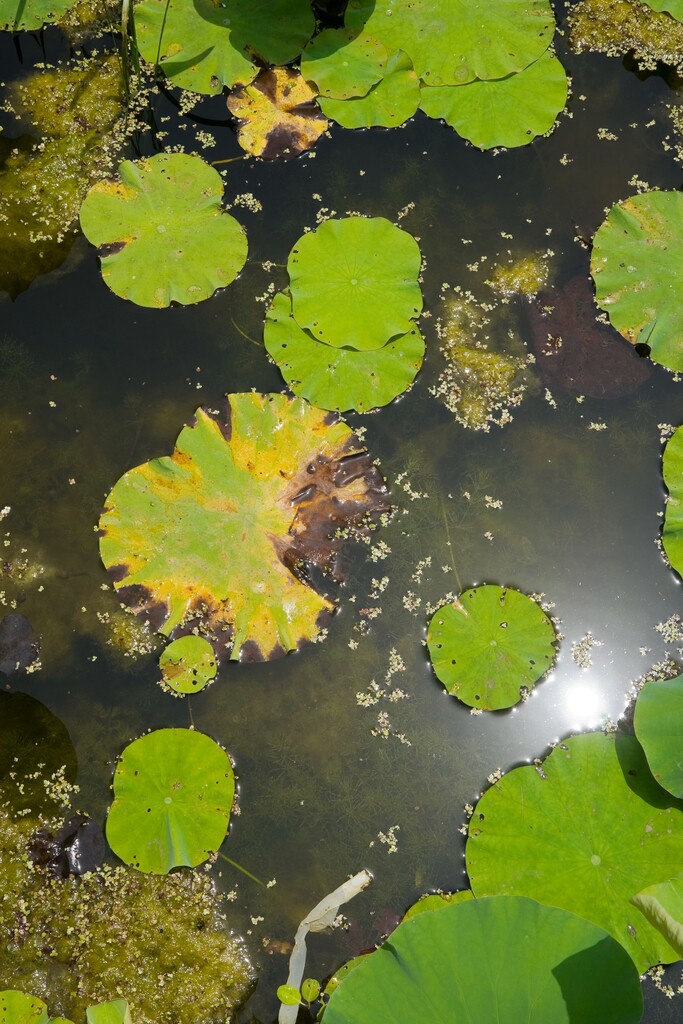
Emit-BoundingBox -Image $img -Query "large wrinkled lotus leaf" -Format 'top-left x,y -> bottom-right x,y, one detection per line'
0,991 -> 72,1024
135,0 -> 315,95
79,154 -> 247,309
323,896 -> 643,1024
85,1001 -> 132,1024
300,28 -> 388,99
634,673 -> 683,797
0,0 -> 75,30
419,50 -> 567,150
288,217 -> 422,350
426,585 -> 557,710
663,425 -> 683,577
99,392 -> 388,662
227,68 -> 328,160
264,291 -> 425,412
591,190 -> 683,371
159,635 -> 218,695
632,874 -> 683,958
106,728 -> 234,874
345,0 -> 556,86
320,51 -> 420,130
641,0 -> 683,20
466,731 -> 683,971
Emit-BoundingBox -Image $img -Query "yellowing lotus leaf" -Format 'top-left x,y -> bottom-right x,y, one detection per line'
227,68 -> 328,160
99,393 -> 388,662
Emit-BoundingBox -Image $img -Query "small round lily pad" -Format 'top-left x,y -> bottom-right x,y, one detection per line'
288,217 -> 423,350
264,291 -> 425,412
591,190 -> 683,372
0,0 -> 76,30
427,585 -> 557,709
634,673 -> 683,798
301,28 -> 388,99
159,636 -> 218,695
106,728 -> 234,874
227,67 -> 328,160
320,50 -> 420,130
79,153 -> 248,308
419,50 -> 568,149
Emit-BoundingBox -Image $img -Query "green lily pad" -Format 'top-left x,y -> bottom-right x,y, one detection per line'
634,673 -> 683,797
345,0 -> 556,86
159,636 -> 218,695
99,392 -> 388,662
641,0 -> 683,20
466,731 -> 683,971
632,874 -> 683,958
106,728 -> 234,874
402,889 -> 474,919
419,50 -> 568,149
288,217 -> 422,350
319,51 -> 420,129
135,0 -> 315,95
85,1001 -> 132,1024
300,28 -> 388,99
323,896 -> 643,1024
264,291 -> 425,412
0,0 -> 76,30
591,190 -> 683,371
0,992 -> 72,1024
79,153 -> 247,309
663,424 -> 683,577
426,586 -> 557,710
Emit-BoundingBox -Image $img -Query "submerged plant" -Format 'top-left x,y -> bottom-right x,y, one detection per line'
569,0 -> 683,69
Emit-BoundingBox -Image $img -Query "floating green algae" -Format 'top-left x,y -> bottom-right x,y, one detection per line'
0,55 -> 125,298
486,252 -> 551,299
0,792 -> 254,1024
568,0 -> 683,69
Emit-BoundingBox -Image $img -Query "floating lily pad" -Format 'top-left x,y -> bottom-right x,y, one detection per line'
634,673 -> 683,797
345,0 -> 556,86
426,586 -> 557,710
99,392 -> 388,662
159,635 -> 218,695
0,0 -> 76,30
591,190 -> 683,372
106,728 -> 234,874
264,291 -> 425,412
663,424 -> 683,577
320,51 -> 420,129
641,0 -> 683,20
323,896 -> 642,1024
419,50 -> 567,149
135,0 -> 315,95
227,68 -> 328,159
0,991 -> 72,1024
86,1001 -> 132,1024
632,874 -> 683,958
300,29 -> 388,99
466,731 -> 683,971
402,890 -> 474,919
80,154 -> 247,309
288,217 -> 422,350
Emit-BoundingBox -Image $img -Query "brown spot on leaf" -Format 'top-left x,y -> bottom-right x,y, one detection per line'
98,240 -> 127,258
107,563 -> 129,583
115,583 -> 168,632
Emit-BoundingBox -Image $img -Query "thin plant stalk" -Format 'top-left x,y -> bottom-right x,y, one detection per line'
121,0 -> 140,106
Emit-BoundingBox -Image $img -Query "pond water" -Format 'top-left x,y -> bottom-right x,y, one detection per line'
1,2 -> 683,1021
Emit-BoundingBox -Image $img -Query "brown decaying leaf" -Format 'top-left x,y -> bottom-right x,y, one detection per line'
227,67 -> 328,160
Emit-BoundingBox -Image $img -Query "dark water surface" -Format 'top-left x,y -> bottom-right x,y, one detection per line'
1,5 -> 683,1021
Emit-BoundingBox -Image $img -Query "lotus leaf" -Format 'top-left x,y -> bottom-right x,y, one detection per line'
79,154 -> 247,309
663,424 -> 683,577
320,51 -> 420,130
322,896 -> 642,1024
227,68 -> 328,160
135,0 -> 315,95
159,636 -> 218,695
345,0 -> 556,86
288,218 -> 422,350
0,992 -> 72,1024
419,51 -> 567,150
632,874 -> 683,957
0,0 -> 75,30
591,190 -> 683,371
300,29 -> 388,99
402,889 -> 474,919
106,728 -> 234,874
99,392 -> 388,661
634,673 -> 683,797
426,586 -> 557,710
642,0 -> 683,19
264,291 -> 425,412
85,1002 -> 132,1024
466,731 -> 683,971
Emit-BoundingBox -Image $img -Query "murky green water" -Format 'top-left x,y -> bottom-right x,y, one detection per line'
1,5 -> 683,1021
